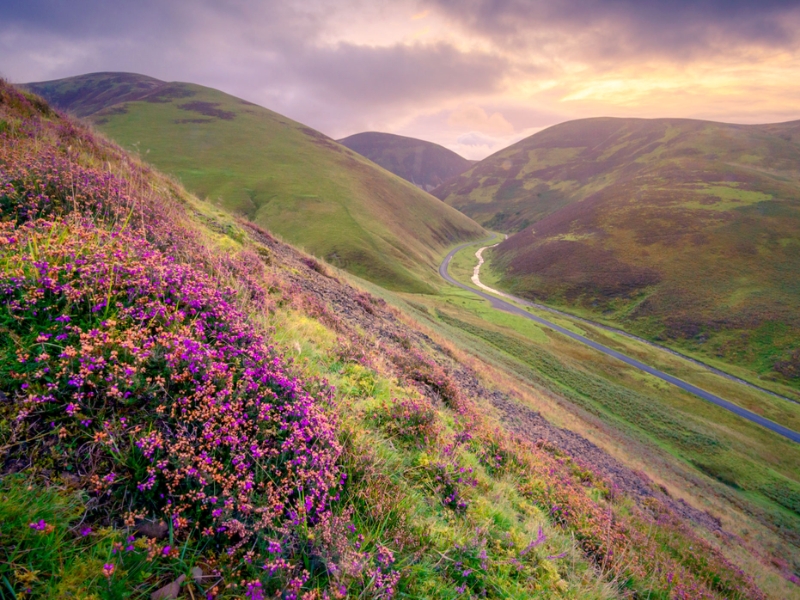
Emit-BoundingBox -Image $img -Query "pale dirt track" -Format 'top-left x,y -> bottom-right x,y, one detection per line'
440,240 -> 800,444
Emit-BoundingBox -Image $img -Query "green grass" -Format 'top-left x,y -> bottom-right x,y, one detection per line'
395,239 -> 800,593
27,74 -> 485,292
0,475 -> 210,599
434,117 -> 800,388
445,239 -> 800,440
2,83 -> 792,598
681,184 -> 773,211
454,240 -> 800,401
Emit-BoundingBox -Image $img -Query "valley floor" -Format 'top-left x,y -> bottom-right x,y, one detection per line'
401,237 -> 800,598
440,238 -> 800,443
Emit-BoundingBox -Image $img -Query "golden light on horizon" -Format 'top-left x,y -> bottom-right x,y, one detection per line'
3,0 -> 799,158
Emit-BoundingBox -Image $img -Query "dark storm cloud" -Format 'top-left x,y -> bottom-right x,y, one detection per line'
0,0 -> 306,37
429,0 -> 800,61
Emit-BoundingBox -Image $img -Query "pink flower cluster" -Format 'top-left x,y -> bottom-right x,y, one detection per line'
0,86 -> 350,591
1,216 -> 342,553
373,396 -> 440,446
0,80 -> 767,599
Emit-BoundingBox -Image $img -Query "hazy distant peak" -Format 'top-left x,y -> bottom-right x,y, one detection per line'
339,131 -> 472,192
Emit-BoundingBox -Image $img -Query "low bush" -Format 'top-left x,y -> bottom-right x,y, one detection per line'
372,397 -> 440,446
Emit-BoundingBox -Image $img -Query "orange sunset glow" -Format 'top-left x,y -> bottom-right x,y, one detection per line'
3,0 -> 799,158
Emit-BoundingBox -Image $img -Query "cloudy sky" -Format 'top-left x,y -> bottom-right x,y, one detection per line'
2,0 -> 800,158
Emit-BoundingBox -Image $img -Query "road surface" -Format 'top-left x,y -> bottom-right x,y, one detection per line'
439,240 -> 800,444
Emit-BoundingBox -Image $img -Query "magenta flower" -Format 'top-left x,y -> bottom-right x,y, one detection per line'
29,519 -> 48,531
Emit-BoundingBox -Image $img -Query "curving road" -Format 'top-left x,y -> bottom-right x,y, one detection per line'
468,244 -> 799,407
440,239 -> 800,444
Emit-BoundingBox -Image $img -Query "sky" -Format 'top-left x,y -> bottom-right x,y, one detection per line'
2,0 -> 800,159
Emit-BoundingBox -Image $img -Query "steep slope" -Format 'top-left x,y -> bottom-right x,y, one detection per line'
2,81 -> 778,599
436,117 -> 800,385
338,131 -> 473,191
26,72 -> 485,292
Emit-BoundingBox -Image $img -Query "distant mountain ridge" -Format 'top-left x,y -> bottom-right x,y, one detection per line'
338,131 -> 472,191
436,116 -> 800,385
25,72 -> 486,292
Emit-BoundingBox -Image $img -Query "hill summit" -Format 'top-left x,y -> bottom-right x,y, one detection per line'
436,116 -> 800,386
338,131 -> 473,191
26,72 -> 486,292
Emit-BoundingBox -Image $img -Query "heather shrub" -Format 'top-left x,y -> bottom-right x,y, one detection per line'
0,81 -> 52,120
411,455 -> 478,514
372,396 -> 440,446
471,431 -> 520,476
300,255 -> 334,279
389,347 -> 465,411
0,97 -> 410,595
433,460 -> 477,513
0,217 -> 343,588
0,80 -> 773,600
433,526 -> 568,596
215,245 -> 274,311
354,291 -> 385,315
0,133 -> 139,227
333,336 -> 373,368
290,289 -> 346,333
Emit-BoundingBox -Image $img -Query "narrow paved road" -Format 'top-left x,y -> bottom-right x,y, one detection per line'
469,243 -> 798,407
440,240 -> 800,444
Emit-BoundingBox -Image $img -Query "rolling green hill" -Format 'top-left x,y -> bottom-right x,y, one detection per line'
26,72 -> 485,292
338,131 -> 473,191
2,82 -> 787,598
435,117 -> 800,386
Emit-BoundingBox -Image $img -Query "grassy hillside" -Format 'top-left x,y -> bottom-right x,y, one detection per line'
440,240 -> 800,548
26,73 -> 485,293
338,131 -> 473,191
435,117 -> 800,387
3,81 -> 784,599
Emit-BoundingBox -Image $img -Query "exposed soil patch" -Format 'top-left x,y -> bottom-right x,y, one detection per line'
177,101 -> 235,120
143,86 -> 197,103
